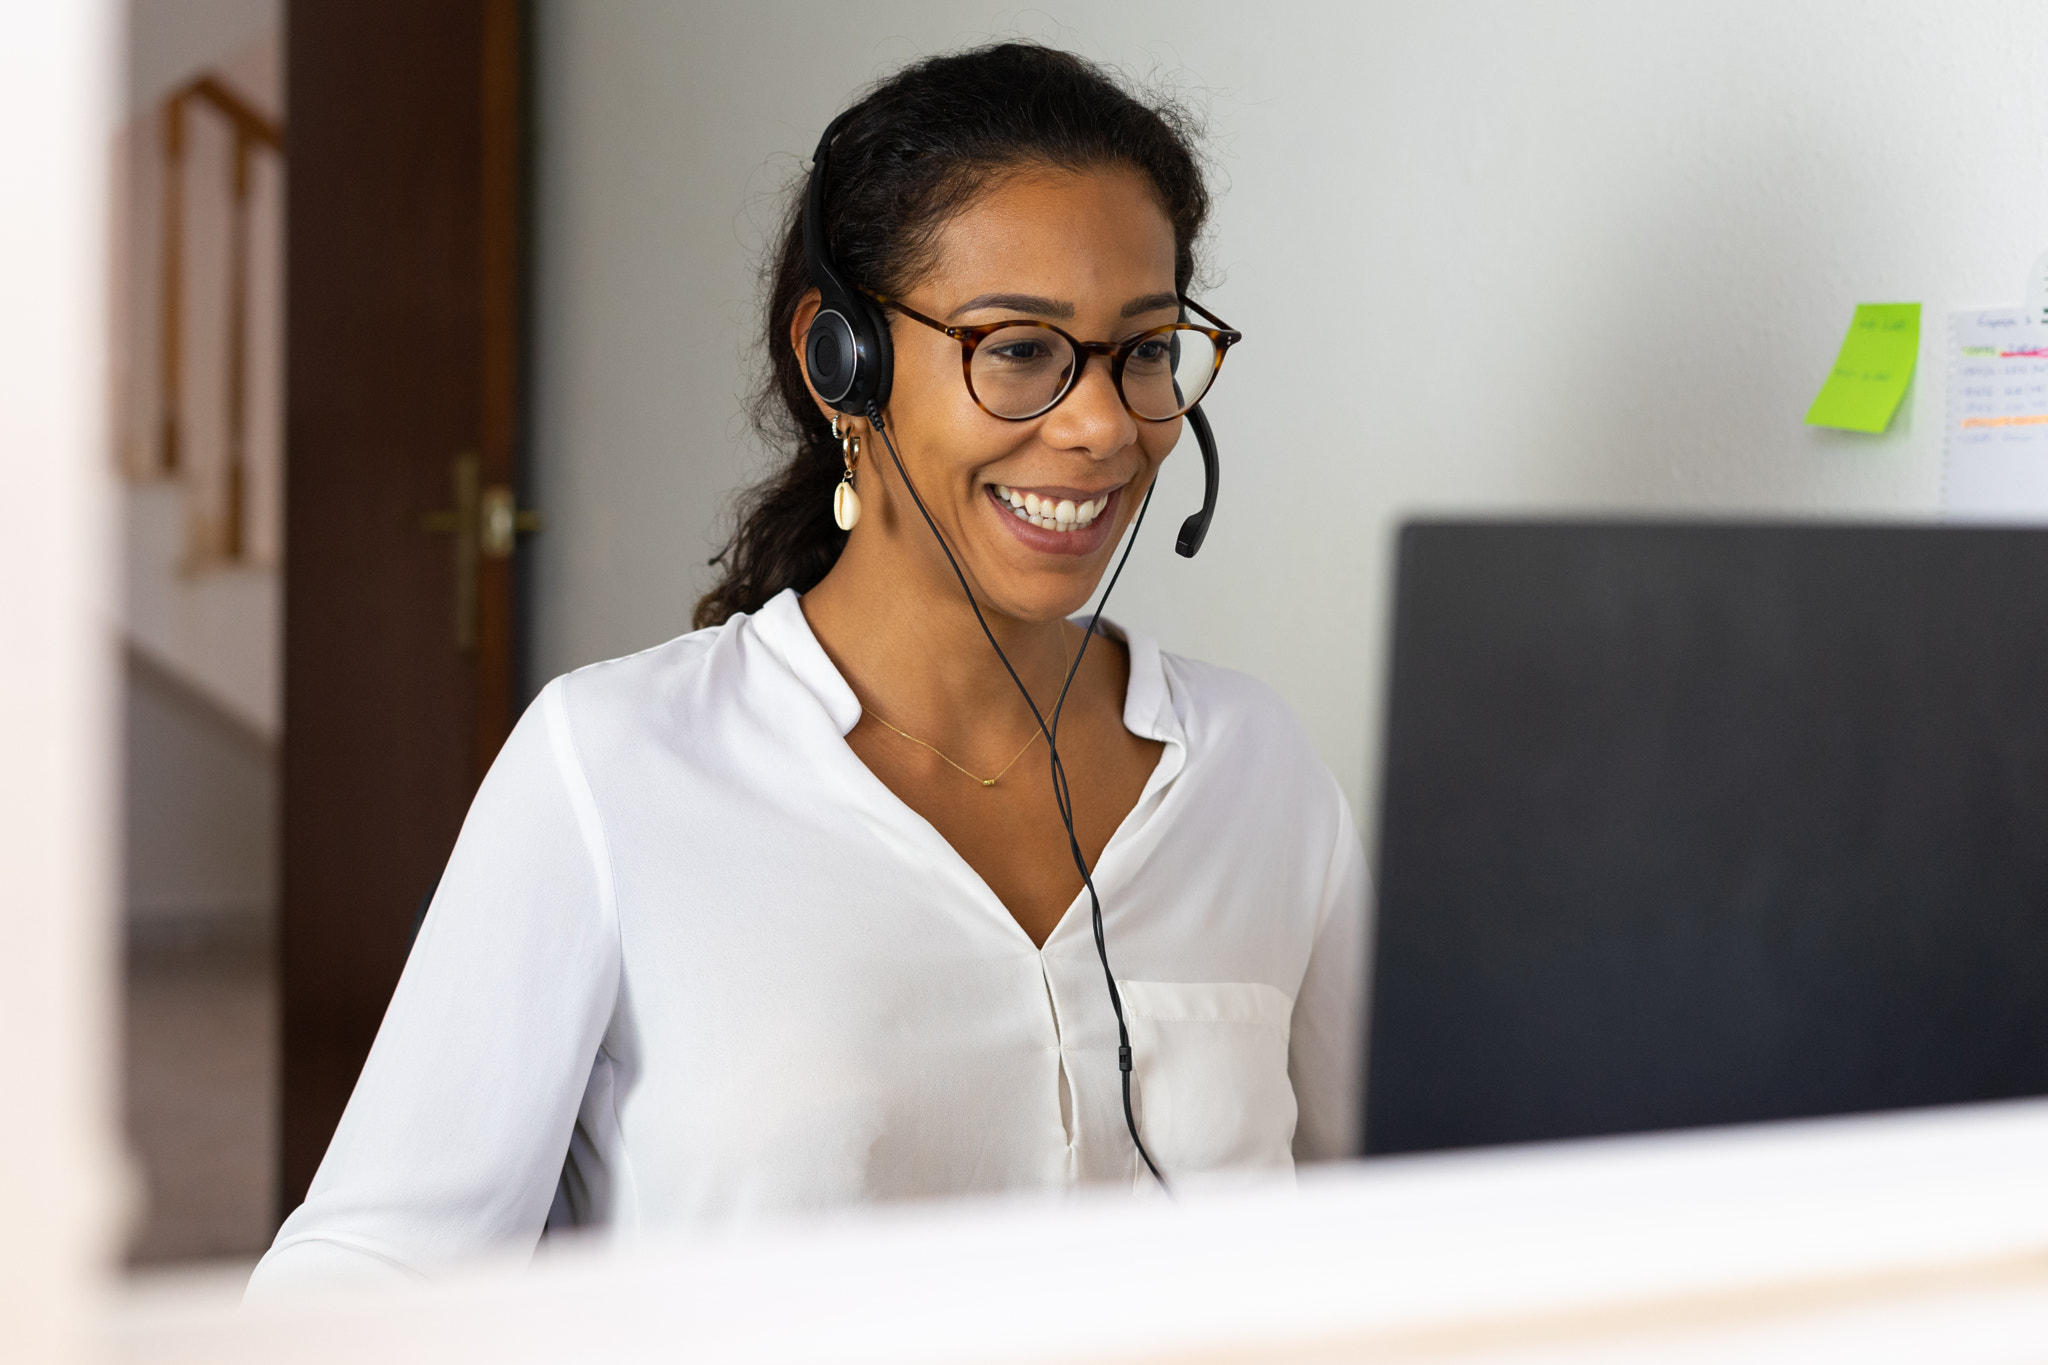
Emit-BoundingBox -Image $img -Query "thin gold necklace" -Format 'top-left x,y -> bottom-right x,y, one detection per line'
862,625 -> 1070,788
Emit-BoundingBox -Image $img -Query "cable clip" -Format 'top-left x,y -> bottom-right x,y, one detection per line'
1118,1045 -> 1132,1072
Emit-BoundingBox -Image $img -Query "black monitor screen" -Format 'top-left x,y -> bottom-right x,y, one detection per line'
1365,521 -> 2048,1156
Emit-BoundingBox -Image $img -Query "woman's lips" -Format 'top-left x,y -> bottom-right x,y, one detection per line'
985,483 -> 1123,557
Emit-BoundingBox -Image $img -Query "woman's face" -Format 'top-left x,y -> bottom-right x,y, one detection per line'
805,165 -> 1185,624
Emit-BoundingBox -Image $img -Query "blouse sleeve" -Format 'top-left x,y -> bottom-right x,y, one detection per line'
247,676 -> 620,1294
1288,779 -> 1371,1163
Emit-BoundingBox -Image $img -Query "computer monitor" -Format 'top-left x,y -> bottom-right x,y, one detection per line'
1364,521 -> 2048,1156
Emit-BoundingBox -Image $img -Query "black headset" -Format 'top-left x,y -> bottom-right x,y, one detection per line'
800,111 -> 894,419
801,110 -> 1220,557
802,111 -> 1236,1189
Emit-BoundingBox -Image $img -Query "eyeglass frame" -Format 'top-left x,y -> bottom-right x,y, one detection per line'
862,288 -> 1243,423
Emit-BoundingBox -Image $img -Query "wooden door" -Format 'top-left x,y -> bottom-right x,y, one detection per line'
280,0 -> 530,1214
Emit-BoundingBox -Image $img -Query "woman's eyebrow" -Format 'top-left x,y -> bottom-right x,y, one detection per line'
950,292 -> 1074,320
947,290 -> 1183,321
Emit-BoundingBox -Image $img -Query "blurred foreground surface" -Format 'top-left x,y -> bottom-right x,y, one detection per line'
105,1097 -> 2048,1363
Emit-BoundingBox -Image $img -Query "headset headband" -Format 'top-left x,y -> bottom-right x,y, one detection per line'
802,111 -> 892,414
804,111 -> 859,310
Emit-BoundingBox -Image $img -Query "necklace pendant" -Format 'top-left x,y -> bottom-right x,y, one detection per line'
982,778 -> 997,787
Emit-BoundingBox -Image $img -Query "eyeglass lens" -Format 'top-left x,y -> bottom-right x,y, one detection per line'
968,325 -> 1220,421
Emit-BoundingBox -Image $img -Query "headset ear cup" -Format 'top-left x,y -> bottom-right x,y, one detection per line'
805,307 -> 861,408
806,297 -> 892,415
857,296 -> 893,412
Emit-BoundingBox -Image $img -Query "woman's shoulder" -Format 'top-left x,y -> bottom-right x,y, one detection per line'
540,625 -> 723,738
540,590 -> 840,756
1140,640 -> 1360,886
555,621 -> 723,697
548,593 -> 797,711
1149,644 -> 1320,763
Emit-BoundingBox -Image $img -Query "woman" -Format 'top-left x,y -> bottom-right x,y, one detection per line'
251,42 -> 1366,1290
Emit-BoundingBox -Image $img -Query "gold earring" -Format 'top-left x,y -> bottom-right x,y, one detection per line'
831,416 -> 862,531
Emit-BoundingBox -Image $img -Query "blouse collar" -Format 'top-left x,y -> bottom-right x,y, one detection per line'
748,588 -> 862,734
747,587 -> 1182,751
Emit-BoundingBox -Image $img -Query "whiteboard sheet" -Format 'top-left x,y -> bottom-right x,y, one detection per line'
1944,307 -> 2048,521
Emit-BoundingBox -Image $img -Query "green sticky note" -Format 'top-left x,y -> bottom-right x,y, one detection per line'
1805,303 -> 1921,433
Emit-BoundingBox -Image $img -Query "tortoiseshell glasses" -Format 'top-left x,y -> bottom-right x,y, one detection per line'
867,291 -> 1242,423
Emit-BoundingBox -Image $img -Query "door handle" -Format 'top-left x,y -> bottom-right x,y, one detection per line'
480,483 -> 542,558
417,451 -> 541,651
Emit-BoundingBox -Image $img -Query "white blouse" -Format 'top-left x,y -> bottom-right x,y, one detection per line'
250,589 -> 1369,1291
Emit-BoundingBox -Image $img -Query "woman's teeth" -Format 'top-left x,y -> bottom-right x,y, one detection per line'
992,485 -> 1109,532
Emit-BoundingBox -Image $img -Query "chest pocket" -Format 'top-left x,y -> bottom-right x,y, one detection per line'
1117,980 -> 1298,1178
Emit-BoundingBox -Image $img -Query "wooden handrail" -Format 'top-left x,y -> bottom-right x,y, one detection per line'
175,74 -> 284,153
157,72 -> 285,563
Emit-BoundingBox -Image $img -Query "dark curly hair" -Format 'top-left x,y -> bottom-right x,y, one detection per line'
692,42 -> 1211,629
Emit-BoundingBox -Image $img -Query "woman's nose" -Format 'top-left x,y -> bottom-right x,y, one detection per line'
1043,351 -> 1137,458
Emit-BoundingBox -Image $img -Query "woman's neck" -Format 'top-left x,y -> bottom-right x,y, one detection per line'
800,538 -> 1073,751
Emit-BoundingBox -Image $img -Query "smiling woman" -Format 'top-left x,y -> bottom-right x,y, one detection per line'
248,42 -> 1366,1294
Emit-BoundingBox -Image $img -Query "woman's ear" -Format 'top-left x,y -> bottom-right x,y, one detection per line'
790,287 -> 843,424
790,287 -> 822,359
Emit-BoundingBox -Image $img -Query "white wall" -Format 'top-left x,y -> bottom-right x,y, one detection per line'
123,648 -> 277,929
127,0 -> 276,111
529,1 -> 2048,827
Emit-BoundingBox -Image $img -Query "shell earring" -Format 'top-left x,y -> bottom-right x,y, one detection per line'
831,415 -> 862,532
